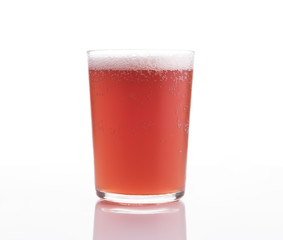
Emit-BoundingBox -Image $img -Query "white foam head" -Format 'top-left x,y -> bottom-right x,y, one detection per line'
87,50 -> 194,71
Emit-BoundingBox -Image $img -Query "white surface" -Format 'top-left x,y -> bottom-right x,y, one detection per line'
0,0 -> 283,239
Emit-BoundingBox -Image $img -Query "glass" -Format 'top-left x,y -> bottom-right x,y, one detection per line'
87,50 -> 194,204
94,201 -> 186,240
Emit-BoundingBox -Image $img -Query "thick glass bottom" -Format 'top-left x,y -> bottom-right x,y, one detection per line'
96,189 -> 184,204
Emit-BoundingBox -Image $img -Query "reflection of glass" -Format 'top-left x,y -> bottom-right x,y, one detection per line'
93,200 -> 187,240
88,50 -> 194,204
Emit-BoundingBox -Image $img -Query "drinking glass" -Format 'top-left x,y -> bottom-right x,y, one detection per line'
87,50 -> 194,204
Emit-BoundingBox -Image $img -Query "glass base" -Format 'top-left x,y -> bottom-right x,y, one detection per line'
96,189 -> 184,204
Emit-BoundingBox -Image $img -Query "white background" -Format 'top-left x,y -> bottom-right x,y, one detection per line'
0,0 -> 283,239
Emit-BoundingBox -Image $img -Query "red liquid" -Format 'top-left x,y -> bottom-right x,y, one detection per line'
89,69 -> 193,195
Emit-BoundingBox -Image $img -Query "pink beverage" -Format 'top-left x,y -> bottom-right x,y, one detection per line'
88,50 -> 194,203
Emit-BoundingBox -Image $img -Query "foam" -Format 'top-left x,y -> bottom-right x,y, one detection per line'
87,50 -> 194,71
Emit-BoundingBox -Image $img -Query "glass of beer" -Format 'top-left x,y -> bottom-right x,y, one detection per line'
87,50 -> 194,204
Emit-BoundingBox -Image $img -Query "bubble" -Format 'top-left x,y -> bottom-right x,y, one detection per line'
184,105 -> 189,111
184,120 -> 190,134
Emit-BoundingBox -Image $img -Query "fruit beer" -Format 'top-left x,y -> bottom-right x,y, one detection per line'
88,50 -> 194,202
